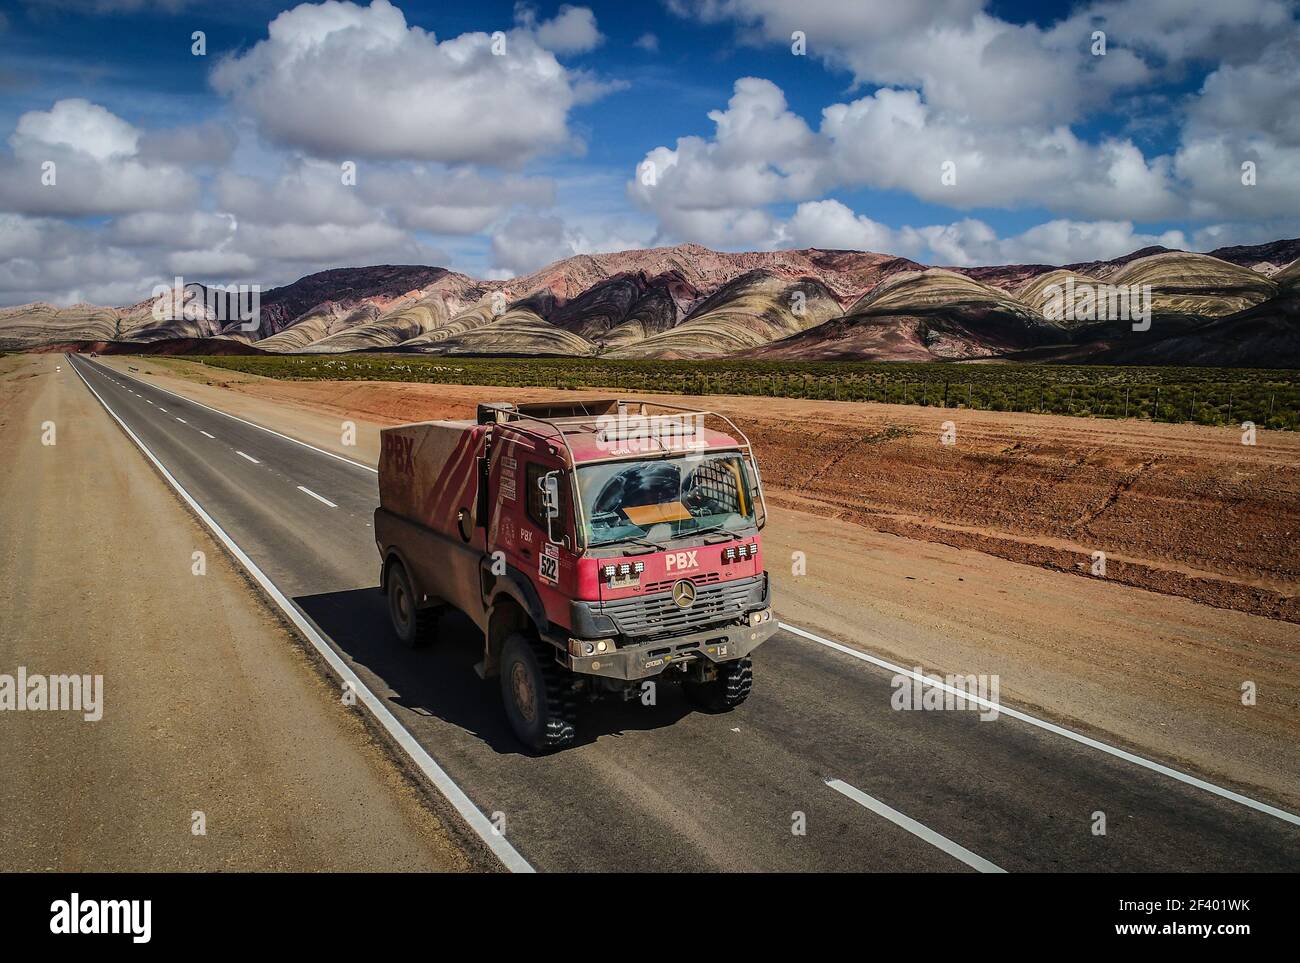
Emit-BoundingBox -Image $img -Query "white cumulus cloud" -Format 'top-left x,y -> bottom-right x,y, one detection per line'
211,0 -> 608,164
0,99 -> 198,216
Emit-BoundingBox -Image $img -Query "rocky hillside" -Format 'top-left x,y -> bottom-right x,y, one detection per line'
2,238 -> 1297,366
255,265 -> 457,337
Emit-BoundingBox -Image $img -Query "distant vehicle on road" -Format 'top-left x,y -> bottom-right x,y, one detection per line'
375,399 -> 776,750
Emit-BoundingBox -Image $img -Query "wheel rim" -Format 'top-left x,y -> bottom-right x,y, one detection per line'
394,581 -> 410,628
510,661 -> 537,724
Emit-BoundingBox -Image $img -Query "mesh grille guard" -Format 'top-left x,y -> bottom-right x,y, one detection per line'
600,575 -> 763,640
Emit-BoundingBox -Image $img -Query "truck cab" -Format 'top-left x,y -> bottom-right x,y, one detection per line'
375,399 -> 777,751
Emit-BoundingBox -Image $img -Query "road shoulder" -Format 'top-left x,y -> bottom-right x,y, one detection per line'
0,355 -> 474,871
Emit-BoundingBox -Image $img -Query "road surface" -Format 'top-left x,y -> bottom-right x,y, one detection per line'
68,354 -> 1300,872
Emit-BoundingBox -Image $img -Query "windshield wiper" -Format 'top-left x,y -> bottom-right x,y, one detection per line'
594,534 -> 665,553
683,524 -> 741,542
625,535 -> 667,551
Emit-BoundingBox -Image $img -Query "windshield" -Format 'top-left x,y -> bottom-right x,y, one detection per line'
577,451 -> 759,549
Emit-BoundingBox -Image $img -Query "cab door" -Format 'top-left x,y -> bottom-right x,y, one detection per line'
487,435 -> 576,625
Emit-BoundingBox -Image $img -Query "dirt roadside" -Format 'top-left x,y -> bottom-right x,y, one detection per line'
102,355 -> 1300,812
0,354 -> 473,871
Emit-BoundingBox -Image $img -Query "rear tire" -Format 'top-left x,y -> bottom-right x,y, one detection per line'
499,633 -> 576,751
387,562 -> 436,648
684,657 -> 753,712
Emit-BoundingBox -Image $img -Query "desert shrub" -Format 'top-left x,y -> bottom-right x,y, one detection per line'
195,355 -> 1300,430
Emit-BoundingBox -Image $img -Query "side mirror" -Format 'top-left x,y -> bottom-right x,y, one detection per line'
746,457 -> 767,529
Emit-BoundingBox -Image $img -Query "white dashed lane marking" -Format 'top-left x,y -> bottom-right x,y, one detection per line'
296,485 -> 338,508
826,778 -> 1006,874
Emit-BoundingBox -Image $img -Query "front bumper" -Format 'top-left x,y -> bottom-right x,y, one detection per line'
559,615 -> 778,681
554,572 -> 776,681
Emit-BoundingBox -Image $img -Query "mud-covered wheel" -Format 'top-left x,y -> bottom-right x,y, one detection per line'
684,657 -> 753,712
500,633 -> 576,751
387,562 -> 436,648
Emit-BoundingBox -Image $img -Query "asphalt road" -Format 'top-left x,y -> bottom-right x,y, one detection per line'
68,354 -> 1300,872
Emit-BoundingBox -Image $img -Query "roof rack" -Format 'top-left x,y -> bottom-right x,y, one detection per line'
476,399 -> 756,464
612,399 -> 757,458
476,401 -> 585,469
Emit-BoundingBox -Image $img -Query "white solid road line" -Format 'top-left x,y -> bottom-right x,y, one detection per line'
67,355 -> 534,873
826,778 -> 1006,873
782,622 -> 1300,829
104,361 -> 377,474
200,430 -> 215,439
236,450 -> 260,464
297,485 -> 338,508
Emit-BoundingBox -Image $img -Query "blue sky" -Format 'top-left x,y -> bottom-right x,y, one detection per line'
1,0 -> 1297,305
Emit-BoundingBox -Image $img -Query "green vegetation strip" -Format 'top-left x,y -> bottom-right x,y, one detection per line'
195,355 -> 1300,430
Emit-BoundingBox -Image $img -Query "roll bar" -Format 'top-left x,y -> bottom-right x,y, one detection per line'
476,399 -> 769,551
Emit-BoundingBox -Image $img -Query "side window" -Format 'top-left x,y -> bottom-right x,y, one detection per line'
525,463 -> 547,528
685,458 -> 746,515
525,463 -> 570,531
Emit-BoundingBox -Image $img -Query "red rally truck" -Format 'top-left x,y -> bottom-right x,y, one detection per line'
374,399 -> 777,750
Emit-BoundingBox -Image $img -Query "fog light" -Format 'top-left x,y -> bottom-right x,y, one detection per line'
569,638 -> 614,657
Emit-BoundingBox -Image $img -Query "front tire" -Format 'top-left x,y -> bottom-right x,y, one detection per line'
387,562 -> 436,648
684,657 -> 753,712
499,633 -> 576,751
